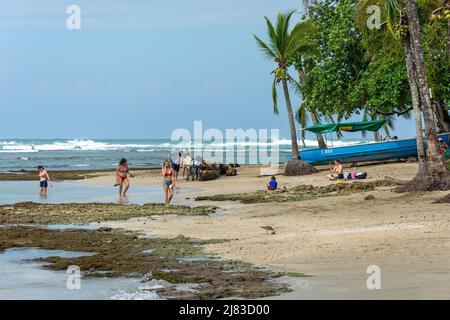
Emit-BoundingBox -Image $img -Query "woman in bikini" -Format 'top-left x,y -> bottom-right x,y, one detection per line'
162,160 -> 175,206
37,165 -> 51,197
116,158 -> 131,197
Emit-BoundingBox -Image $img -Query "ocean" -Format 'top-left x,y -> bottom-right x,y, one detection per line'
0,138 -> 366,172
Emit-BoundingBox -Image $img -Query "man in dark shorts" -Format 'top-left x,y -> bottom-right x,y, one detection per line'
327,159 -> 344,180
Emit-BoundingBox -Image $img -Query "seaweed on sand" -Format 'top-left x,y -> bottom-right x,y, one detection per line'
0,202 -> 218,225
0,226 -> 290,299
195,180 -> 396,204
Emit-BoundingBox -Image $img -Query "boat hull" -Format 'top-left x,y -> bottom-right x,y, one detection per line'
300,133 -> 450,166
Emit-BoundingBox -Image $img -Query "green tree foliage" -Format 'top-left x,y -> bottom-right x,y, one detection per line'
424,17 -> 450,108
300,0 -> 368,117
297,0 -> 450,122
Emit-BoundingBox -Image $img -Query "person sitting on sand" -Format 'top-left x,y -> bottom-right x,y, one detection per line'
162,160 -> 176,206
327,159 -> 344,181
38,165 -> 52,197
116,158 -> 131,197
266,176 -> 278,191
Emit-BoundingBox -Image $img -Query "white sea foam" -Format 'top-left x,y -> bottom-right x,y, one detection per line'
109,289 -> 161,300
0,138 -> 367,153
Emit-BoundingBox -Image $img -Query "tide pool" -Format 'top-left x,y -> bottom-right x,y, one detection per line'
0,180 -> 191,205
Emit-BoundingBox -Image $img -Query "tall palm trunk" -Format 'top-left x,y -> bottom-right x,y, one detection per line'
405,38 -> 426,174
281,77 -> 300,159
406,0 -> 448,176
373,131 -> 380,142
311,112 -> 327,149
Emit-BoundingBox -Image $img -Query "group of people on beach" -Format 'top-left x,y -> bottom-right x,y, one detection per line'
113,157 -> 176,206
113,150 -> 203,206
35,149 -> 203,206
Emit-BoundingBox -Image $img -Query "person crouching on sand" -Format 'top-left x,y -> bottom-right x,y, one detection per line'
266,176 -> 278,191
162,160 -> 176,206
38,165 -> 51,197
327,159 -> 344,180
116,158 -> 131,197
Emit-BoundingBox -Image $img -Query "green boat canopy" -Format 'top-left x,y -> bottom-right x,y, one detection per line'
304,120 -> 386,134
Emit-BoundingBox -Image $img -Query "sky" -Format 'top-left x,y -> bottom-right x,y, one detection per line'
0,0 -> 415,140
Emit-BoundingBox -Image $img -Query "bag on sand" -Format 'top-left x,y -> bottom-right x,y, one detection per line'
356,172 -> 367,180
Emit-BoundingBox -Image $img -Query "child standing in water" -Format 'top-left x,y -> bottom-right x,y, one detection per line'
162,160 -> 175,206
116,158 -> 131,197
37,166 -> 51,197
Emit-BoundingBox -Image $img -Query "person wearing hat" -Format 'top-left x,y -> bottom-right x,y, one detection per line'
438,138 -> 449,157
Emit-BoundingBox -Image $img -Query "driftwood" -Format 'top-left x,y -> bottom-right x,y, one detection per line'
225,165 -> 237,176
198,162 -> 238,181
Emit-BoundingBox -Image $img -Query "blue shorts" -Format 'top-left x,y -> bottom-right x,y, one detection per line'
163,178 -> 172,188
40,181 -> 48,188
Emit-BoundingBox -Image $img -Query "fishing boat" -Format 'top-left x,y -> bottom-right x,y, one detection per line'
300,120 -> 450,165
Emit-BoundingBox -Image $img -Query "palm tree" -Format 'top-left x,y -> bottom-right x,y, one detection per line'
358,0 -> 450,190
362,107 -> 411,142
404,0 -> 449,181
254,10 -> 318,175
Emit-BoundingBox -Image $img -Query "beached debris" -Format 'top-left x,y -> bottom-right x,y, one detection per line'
260,226 -> 277,235
199,170 -> 221,181
225,164 -> 237,176
0,202 -> 218,225
197,162 -> 237,181
0,226 -> 290,299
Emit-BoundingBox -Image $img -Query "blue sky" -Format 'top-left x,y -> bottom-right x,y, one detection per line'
0,0 -> 414,139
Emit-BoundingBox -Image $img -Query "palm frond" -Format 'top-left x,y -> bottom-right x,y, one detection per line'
289,75 -> 302,95
384,0 -> 402,38
281,10 -> 297,54
263,16 -> 279,54
253,34 -> 277,60
287,20 -> 317,58
272,77 -> 279,115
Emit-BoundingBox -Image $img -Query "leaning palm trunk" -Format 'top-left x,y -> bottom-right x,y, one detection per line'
399,0 -> 450,191
404,37 -> 426,175
311,112 -> 327,149
281,77 -> 300,160
373,131 -> 380,142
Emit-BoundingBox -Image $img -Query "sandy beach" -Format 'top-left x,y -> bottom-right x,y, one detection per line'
86,161 -> 450,299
